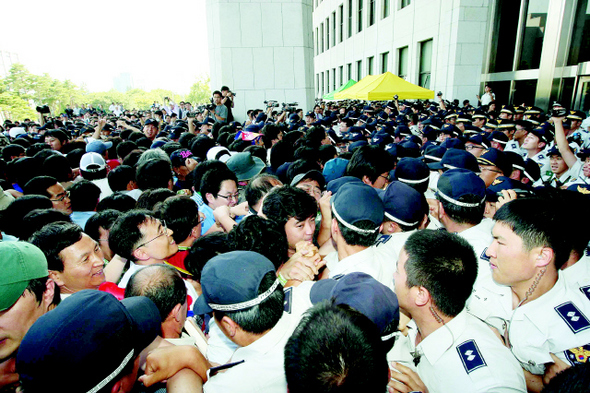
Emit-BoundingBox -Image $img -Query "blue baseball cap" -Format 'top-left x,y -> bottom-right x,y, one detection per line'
331,183 -> 384,233
381,181 -> 426,227
323,157 -> 349,183
477,148 -> 512,176
17,290 -> 160,392
326,175 -> 364,194
309,272 -> 399,335
428,148 -> 479,173
423,145 -> 447,164
486,176 -> 534,202
393,157 -> 430,193
436,168 -> 486,207
193,251 -> 278,315
85,139 -> 112,155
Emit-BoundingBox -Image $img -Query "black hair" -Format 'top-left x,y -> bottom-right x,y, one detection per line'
284,301 -> 388,393
0,195 -> 54,238
333,214 -> 380,247
228,216 -> 288,269
437,193 -> 484,226
136,159 -> 173,190
108,165 -> 136,192
69,180 -> 101,212
116,140 -> 138,160
23,176 -> 58,198
28,222 -> 84,272
158,195 -> 199,244
304,126 -> 327,148
213,271 -> 284,334
244,145 -> 266,164
190,135 -> 216,161
403,230 -> 477,317
286,159 -> 321,184
7,157 -> 41,187
42,155 -> 73,183
21,208 -> 72,241
345,145 -> 395,184
85,209 -> 122,242
26,143 -> 51,157
260,123 -> 283,149
199,167 -> 238,204
44,129 -> 69,144
96,192 -> 136,213
25,276 -> 61,308
66,148 -> 85,169
318,145 -> 338,166
2,144 -> 25,162
244,174 -> 281,213
269,140 -> 294,170
178,133 -> 197,149
494,197 -> 570,269
161,141 -> 183,158
191,160 -> 227,192
542,361 -> 590,393
109,209 -> 155,261
125,264 -> 187,322
262,185 -> 317,228
135,188 -> 176,211
184,232 -> 230,282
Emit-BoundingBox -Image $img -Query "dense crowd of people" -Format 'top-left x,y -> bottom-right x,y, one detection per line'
0,83 -> 589,392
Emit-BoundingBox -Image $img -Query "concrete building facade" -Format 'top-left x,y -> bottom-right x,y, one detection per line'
206,0 -> 316,121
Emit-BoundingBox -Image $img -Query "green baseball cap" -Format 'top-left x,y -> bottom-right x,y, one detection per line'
0,242 -> 48,311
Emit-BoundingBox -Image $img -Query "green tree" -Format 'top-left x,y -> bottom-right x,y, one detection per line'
186,75 -> 211,104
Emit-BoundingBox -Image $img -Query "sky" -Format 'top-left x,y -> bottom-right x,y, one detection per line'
0,0 -> 210,95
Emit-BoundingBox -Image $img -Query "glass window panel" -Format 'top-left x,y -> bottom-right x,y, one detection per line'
568,0 -> 590,65
517,0 -> 549,70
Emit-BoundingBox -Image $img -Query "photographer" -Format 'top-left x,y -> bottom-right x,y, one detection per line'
221,86 -> 235,122
210,91 -> 228,124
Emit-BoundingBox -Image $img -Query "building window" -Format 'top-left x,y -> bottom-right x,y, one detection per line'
320,23 -> 324,53
569,0 -> 590,65
368,0 -> 376,26
488,0 -> 521,73
400,0 -> 411,9
326,70 -> 330,93
321,72 -> 325,95
333,68 -> 337,90
381,51 -> 389,73
339,4 -> 344,42
398,46 -> 408,79
383,0 -> 390,18
347,63 -> 352,79
315,28 -> 318,55
326,18 -> 330,50
348,0 -> 353,38
367,56 -> 374,75
419,39 -> 433,89
357,60 -> 362,80
316,74 -> 320,95
358,0 -> 363,33
517,0 -> 549,70
339,65 -> 344,85
332,12 -> 337,47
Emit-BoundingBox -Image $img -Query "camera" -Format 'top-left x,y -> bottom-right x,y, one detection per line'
36,105 -> 50,114
264,100 -> 279,108
394,95 -> 399,100
206,104 -> 216,111
549,107 -> 567,118
437,91 -> 443,96
282,102 -> 299,113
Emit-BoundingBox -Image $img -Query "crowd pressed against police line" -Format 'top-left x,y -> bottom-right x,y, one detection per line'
1,84 -> 590,392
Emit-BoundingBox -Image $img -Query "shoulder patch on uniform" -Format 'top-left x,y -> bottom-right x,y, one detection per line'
565,344 -> 590,366
538,155 -> 545,160
580,285 -> 590,301
283,287 -> 293,313
555,302 -> 590,333
456,340 -> 487,374
480,248 -> 490,262
374,235 -> 392,247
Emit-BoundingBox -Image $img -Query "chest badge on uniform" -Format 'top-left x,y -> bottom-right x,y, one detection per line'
480,248 -> 490,262
555,302 -> 590,333
457,340 -> 487,373
581,285 -> 590,301
565,344 -> 590,366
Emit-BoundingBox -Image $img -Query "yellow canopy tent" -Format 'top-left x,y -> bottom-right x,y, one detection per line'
334,72 -> 435,100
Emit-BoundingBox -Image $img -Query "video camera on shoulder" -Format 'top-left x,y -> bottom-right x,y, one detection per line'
549,107 -> 567,118
36,105 -> 50,114
282,102 -> 299,113
264,100 -> 279,108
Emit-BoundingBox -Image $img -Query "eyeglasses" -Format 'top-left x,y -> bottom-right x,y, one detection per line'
198,212 -> 206,225
50,191 -> 70,202
135,220 -> 168,250
379,174 -> 391,182
298,184 -> 322,197
465,145 -> 483,151
217,192 -> 240,201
